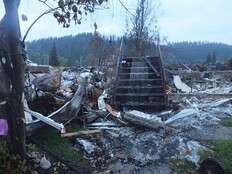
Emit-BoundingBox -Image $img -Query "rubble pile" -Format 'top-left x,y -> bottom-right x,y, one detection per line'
26,66 -> 106,103
24,65 -> 107,133
23,64 -> 232,173
166,98 -> 232,130
171,70 -> 232,94
72,80 -> 231,173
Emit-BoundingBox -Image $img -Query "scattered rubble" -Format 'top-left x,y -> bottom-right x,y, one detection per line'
177,139 -> 207,165
76,138 -> 96,154
98,90 -> 107,111
173,75 -> 192,93
21,63 -> 232,173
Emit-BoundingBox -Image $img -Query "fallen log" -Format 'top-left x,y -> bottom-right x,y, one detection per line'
123,110 -> 164,130
26,78 -> 87,134
61,130 -> 102,138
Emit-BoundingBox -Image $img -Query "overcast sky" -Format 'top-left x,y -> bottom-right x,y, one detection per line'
0,0 -> 232,44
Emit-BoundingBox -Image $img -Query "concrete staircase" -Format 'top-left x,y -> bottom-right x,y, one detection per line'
113,56 -> 167,112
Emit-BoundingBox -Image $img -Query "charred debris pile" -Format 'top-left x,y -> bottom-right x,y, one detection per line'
21,61 -> 232,173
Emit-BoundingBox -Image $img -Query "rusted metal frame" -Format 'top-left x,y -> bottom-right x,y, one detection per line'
113,39 -> 124,106
157,45 -> 168,106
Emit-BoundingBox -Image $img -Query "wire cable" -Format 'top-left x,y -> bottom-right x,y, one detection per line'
117,0 -> 135,17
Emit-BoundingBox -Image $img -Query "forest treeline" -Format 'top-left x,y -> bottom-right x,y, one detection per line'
26,33 -> 232,66
26,33 -> 120,66
166,42 -> 232,64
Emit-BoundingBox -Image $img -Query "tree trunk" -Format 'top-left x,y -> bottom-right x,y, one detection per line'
3,0 -> 26,158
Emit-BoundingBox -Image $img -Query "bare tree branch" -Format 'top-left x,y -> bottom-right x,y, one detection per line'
22,8 -> 58,42
38,0 -> 54,10
118,0 -> 135,17
23,0 -> 108,41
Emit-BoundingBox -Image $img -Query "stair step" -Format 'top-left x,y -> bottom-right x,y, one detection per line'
120,66 -> 161,72
121,67 -> 152,70
124,56 -> 160,59
118,79 -> 162,82
119,79 -> 161,82
116,86 -> 163,89
119,72 -> 155,75
119,74 -> 157,80
115,102 -> 165,106
115,86 -> 164,93
120,65 -> 150,68
118,79 -> 163,86
122,57 -> 161,63
116,93 -> 166,97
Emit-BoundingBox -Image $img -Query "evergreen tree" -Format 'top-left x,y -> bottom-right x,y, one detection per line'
226,58 -> 232,69
49,43 -> 59,66
206,52 -> 212,64
212,52 -> 217,64
27,36 -> 232,65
